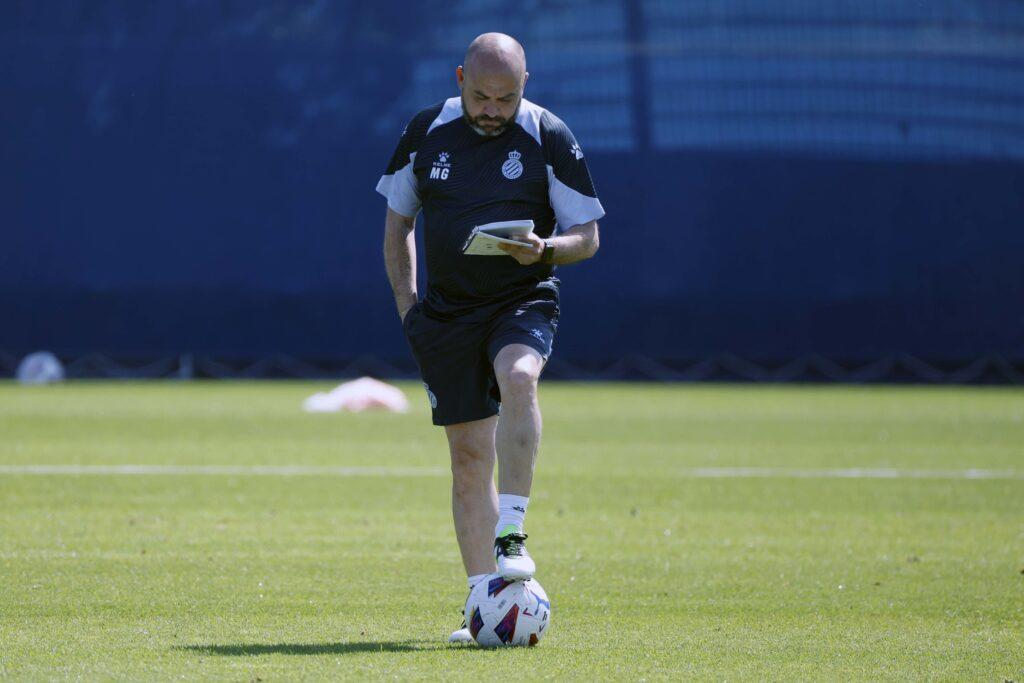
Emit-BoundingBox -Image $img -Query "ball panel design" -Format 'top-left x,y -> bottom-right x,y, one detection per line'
468,605 -> 484,640
493,603 -> 519,644
465,573 -> 552,647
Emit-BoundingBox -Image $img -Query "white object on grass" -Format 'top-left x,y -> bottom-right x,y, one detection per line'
302,376 -> 409,413
16,351 -> 65,385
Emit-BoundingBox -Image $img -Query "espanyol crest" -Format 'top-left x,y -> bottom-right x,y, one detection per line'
502,150 -> 523,180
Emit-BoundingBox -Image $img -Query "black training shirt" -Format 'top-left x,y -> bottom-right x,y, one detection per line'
377,96 -> 605,321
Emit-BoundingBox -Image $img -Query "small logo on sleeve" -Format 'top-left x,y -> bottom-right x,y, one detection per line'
502,150 -> 524,179
570,143 -> 584,160
430,152 -> 451,180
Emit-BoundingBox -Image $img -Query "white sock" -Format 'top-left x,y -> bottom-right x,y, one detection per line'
495,494 -> 529,536
467,573 -> 487,591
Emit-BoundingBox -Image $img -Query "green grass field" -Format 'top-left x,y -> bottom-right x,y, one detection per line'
1,381 -> 1022,680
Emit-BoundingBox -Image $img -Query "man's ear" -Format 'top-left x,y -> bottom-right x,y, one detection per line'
523,71 -> 529,89
456,65 -> 465,90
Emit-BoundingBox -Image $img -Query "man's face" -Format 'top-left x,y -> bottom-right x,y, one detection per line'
458,66 -> 525,137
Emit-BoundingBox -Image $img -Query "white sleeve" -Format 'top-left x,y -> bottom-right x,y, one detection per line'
542,112 -> 605,230
375,152 -> 420,218
546,165 -> 605,230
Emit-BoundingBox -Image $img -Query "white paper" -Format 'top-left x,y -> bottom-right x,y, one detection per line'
462,220 -> 535,256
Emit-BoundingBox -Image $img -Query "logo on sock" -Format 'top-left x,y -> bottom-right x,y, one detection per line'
512,506 -> 526,513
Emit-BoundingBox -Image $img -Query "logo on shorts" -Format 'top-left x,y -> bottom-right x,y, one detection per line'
423,382 -> 438,409
502,150 -> 523,180
430,152 -> 451,180
528,328 -> 545,343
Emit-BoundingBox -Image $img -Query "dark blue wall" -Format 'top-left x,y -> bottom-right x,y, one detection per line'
3,1 -> 1023,368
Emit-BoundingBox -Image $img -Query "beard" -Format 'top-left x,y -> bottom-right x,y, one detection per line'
461,94 -> 520,137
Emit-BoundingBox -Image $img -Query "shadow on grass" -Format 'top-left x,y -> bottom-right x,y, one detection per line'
176,640 -> 462,656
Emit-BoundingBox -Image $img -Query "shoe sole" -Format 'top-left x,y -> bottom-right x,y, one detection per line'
497,570 -> 535,581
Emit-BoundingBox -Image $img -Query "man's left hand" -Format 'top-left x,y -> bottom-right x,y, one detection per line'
498,233 -> 545,265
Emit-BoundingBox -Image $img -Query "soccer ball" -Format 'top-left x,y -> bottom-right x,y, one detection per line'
465,574 -> 551,647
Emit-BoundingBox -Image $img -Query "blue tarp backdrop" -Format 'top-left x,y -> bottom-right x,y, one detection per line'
2,1 -> 1023,377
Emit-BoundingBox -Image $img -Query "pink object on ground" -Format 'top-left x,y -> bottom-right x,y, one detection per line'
302,377 -> 410,413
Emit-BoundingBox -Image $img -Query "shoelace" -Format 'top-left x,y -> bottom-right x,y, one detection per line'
495,532 -> 528,558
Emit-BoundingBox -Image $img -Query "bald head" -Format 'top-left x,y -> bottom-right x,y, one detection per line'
457,33 -> 529,137
464,32 -> 526,82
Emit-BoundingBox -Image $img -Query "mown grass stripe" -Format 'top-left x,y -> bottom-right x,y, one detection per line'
0,464 -> 1019,479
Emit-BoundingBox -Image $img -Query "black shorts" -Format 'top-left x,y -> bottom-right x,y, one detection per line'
402,296 -> 559,426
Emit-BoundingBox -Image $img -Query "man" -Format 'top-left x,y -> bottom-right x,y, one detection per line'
376,33 -> 604,643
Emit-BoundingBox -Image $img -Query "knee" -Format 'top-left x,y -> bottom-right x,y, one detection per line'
497,365 -> 539,401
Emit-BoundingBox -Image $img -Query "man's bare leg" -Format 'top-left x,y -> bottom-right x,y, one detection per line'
493,344 -> 544,495
444,416 -> 499,577
491,343 -> 544,579
444,417 -> 499,643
